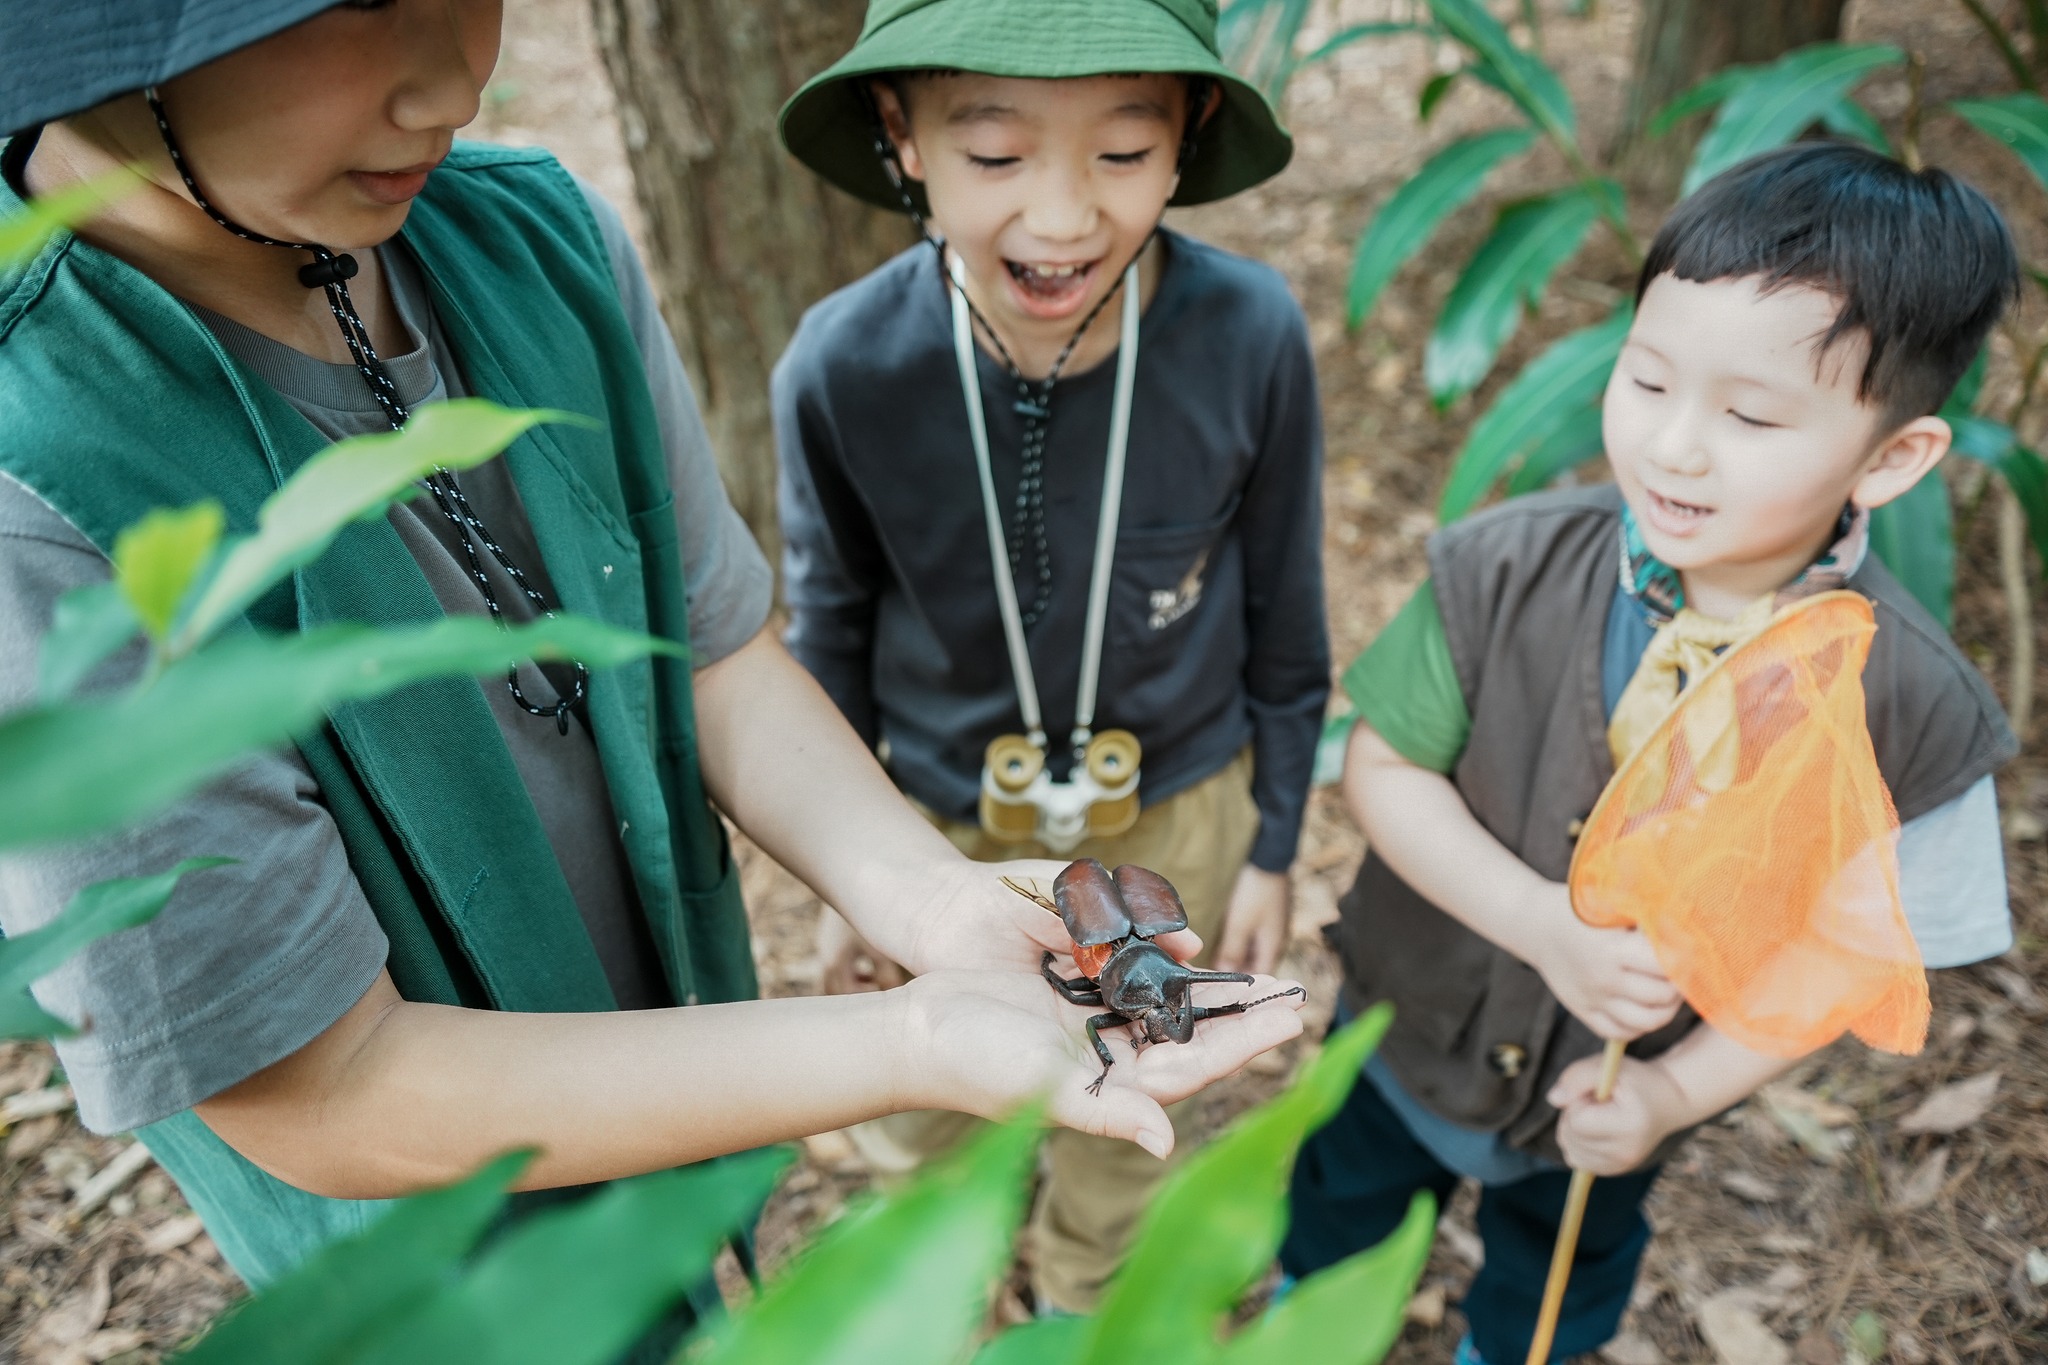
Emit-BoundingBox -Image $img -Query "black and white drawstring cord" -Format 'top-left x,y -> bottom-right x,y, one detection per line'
864,76 -> 1208,628
144,88 -> 588,734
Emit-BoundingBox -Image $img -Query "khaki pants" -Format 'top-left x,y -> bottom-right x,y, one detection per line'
847,750 -> 1260,1313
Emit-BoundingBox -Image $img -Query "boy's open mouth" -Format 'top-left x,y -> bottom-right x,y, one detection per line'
1004,258 -> 1100,318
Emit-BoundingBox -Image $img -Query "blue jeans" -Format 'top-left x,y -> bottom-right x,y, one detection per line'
1280,1064 -> 1659,1364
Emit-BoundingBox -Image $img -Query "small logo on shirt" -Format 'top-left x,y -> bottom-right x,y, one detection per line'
1148,550 -> 1210,630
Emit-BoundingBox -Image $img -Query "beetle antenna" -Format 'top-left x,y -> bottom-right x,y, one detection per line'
1000,876 -> 1060,915
1238,986 -> 1308,1010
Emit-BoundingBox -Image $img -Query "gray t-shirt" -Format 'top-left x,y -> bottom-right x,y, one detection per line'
0,182 -> 774,1133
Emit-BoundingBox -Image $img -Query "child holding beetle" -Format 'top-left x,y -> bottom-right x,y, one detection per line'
0,0 -> 1305,1338
1285,143 -> 2021,1364
773,0 -> 1329,1313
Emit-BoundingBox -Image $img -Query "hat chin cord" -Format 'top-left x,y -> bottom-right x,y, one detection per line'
141,87 -> 589,734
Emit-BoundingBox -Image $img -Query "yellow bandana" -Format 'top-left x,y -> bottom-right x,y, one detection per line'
1607,597 -> 1775,804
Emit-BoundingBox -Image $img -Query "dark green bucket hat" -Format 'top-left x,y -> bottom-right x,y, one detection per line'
779,0 -> 1293,211
0,1 -> 335,137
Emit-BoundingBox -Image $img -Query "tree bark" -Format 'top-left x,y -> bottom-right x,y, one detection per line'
1615,0 -> 1849,199
589,0 -> 912,559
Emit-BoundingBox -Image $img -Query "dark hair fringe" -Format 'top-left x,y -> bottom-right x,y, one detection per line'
1638,141 -> 2021,428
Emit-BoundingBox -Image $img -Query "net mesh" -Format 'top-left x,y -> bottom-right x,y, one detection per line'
1569,591 -> 1929,1058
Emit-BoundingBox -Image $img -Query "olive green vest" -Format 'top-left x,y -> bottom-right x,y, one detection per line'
1335,486 -> 2016,1162
0,143 -> 756,1285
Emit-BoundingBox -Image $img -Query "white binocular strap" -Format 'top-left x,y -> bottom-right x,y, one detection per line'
949,253 -> 1141,754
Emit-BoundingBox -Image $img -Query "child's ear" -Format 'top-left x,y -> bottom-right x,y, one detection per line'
1851,414 -> 1951,513
1197,80 -> 1224,131
869,80 -> 927,183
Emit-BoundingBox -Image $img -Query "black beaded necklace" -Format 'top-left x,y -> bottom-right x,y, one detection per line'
867,77 -> 1207,629
144,89 -> 588,735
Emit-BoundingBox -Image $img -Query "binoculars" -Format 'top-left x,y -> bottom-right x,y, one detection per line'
979,730 -> 1142,852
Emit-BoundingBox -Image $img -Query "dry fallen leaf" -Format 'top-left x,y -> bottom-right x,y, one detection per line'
140,1214 -> 206,1255
1720,1169 -> 1783,1203
1898,1071 -> 2002,1135
1889,1145 -> 1952,1211
1760,1090 -> 1849,1163
1760,1083 -> 1858,1127
1599,1329 -> 1666,1365
1404,1283 -> 1446,1328
80,1328 -> 147,1362
1696,1289 -> 1791,1365
31,1261 -> 112,1351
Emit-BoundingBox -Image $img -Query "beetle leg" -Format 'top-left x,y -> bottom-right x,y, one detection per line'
1041,951 -> 1105,1006
1083,1014 -> 1125,1095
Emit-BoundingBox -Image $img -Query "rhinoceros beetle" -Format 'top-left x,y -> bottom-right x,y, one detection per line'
1004,858 -> 1305,1095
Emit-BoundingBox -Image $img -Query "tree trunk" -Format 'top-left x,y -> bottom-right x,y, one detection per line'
589,0 -> 911,559
1615,0 -> 1849,200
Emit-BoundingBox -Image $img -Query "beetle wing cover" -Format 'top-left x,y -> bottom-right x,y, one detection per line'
1111,864 -> 1190,938
1055,858 -> 1133,947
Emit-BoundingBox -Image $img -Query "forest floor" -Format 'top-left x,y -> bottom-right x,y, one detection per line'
5,1 -> 2048,1362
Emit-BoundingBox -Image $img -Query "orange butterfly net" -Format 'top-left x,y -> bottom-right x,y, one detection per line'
1568,589 -> 1928,1058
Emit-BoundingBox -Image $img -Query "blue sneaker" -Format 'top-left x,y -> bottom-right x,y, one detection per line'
1452,1335 -> 1488,1365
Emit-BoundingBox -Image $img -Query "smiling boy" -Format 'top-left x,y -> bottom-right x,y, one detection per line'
773,0 -> 1329,1312
1283,144 -> 2020,1364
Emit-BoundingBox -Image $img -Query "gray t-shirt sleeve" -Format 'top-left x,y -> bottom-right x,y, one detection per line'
1897,773 -> 2011,969
573,178 -> 773,666
0,474 -> 390,1134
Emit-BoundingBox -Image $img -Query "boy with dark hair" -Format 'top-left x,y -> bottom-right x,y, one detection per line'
1284,142 -> 2021,1364
774,0 -> 1330,1313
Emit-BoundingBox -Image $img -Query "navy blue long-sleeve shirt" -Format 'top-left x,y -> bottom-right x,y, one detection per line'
774,231 -> 1328,872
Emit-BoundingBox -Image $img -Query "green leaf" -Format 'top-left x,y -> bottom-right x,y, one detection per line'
351,1151 -> 784,1365
1646,64 -> 1759,139
1219,0 -> 1318,97
1505,402 -> 1607,497
1943,347 -> 1990,419
177,400 -> 585,651
1951,416 -> 2048,579
1418,62 -> 1513,120
1076,1007 -> 1394,1364
705,1112 -> 1042,1365
1424,0 -> 1578,149
0,614 -> 682,854
1952,92 -> 2048,192
1820,96 -> 1891,153
37,582 -> 140,703
1438,305 -> 1630,520
1423,184 -> 1606,406
974,1317 -> 1089,1365
1298,22 -> 1421,68
177,1152 -> 530,1364
1683,44 -> 1905,195
1216,1191 -> 1436,1365
1869,473 -> 1955,627
1849,1311 -> 1887,1360
1,859 -> 231,1040
0,169 -> 140,269
1347,128 -> 1539,328
113,501 -> 225,643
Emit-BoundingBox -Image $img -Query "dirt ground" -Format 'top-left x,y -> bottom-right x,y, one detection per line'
5,1 -> 2048,1362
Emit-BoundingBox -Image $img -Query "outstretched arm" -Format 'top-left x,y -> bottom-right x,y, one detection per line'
197,960 -> 1303,1199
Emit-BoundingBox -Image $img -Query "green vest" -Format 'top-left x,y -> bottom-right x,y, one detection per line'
0,143 -> 757,1285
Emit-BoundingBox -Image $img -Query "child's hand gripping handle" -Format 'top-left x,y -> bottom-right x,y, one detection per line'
1525,1038 -> 1627,1365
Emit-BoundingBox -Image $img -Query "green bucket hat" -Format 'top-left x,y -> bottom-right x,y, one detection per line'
779,0 -> 1292,211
